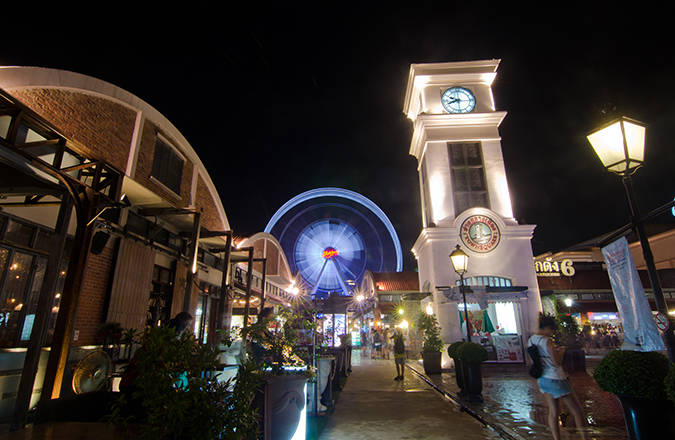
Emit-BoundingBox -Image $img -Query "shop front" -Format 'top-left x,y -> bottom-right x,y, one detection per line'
443,285 -> 530,364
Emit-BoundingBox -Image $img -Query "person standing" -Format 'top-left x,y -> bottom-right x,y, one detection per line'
528,315 -> 589,440
372,329 -> 382,359
382,328 -> 391,360
392,329 -> 406,380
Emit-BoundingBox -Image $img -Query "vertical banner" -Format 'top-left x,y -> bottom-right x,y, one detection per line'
601,237 -> 665,351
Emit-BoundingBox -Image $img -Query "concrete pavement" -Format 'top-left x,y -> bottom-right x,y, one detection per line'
318,351 -> 502,440
318,349 -> 630,439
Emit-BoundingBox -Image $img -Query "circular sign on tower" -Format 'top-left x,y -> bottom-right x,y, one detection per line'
460,215 -> 501,253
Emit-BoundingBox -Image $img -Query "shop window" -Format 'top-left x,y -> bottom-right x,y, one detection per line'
195,282 -> 220,344
448,142 -> 490,215
151,137 -> 184,194
494,303 -> 518,334
0,250 -> 34,347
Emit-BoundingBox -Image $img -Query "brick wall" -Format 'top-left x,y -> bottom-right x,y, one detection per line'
195,173 -> 224,232
73,241 -> 116,346
10,89 -> 135,172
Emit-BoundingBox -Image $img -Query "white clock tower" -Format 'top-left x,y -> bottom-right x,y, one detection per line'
404,60 -> 542,358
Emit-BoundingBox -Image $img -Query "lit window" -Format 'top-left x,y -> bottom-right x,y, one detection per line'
448,142 -> 490,215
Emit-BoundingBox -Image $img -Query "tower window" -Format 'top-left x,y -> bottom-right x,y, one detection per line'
448,142 -> 489,215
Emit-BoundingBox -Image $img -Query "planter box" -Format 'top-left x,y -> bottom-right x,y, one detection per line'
562,349 -> 586,373
254,374 -> 307,440
422,352 -> 442,375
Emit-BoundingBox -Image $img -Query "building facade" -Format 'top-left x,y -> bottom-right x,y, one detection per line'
0,67 -> 294,421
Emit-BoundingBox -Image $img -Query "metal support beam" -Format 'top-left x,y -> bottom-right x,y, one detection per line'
215,232 -> 233,338
183,212 -> 201,312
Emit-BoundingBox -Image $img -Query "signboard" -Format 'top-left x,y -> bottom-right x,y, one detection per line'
602,237 -> 665,351
535,258 -> 575,277
655,313 -> 670,332
492,334 -> 524,363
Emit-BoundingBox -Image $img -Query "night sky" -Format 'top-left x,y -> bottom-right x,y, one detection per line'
4,3 -> 675,271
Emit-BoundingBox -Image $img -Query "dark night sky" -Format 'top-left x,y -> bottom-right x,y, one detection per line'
4,3 -> 675,271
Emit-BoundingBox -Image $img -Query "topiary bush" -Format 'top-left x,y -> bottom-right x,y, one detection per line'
456,342 -> 488,363
666,366 -> 675,403
593,350 -> 669,400
447,341 -> 466,359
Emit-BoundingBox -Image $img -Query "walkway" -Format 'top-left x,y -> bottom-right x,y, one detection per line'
406,358 -> 629,440
318,350 -> 502,440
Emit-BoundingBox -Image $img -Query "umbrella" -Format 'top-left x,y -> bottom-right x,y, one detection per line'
482,310 -> 496,333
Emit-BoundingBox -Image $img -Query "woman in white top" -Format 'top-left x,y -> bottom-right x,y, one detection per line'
528,315 -> 589,440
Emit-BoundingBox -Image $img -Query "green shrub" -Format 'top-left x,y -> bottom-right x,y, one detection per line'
108,325 -> 260,439
593,350 -> 669,400
416,313 -> 444,353
447,341 -> 466,359
554,314 -> 584,350
456,342 -> 488,363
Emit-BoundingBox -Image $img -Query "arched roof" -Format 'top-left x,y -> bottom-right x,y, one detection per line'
0,66 -> 229,230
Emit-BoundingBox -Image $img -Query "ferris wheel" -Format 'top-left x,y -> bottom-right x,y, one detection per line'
264,188 -> 403,298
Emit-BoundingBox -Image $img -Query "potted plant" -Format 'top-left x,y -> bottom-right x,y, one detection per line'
553,314 -> 586,372
447,341 -> 467,395
456,342 -> 488,402
249,309 -> 313,440
107,324 -> 259,439
416,313 -> 444,375
593,350 -> 675,440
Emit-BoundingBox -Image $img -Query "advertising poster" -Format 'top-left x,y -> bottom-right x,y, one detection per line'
601,237 -> 665,351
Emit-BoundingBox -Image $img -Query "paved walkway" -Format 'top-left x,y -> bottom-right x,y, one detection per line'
406,359 -> 629,440
319,349 -> 630,440
318,351 -> 502,440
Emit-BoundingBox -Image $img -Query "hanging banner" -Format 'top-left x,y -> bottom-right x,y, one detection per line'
474,286 -> 488,310
601,237 -> 665,352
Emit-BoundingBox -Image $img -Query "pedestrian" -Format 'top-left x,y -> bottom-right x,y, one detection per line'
528,314 -> 589,440
372,329 -> 382,359
382,328 -> 391,360
392,329 -> 406,380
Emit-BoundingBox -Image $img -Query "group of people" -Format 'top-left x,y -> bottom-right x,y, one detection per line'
363,327 -> 407,380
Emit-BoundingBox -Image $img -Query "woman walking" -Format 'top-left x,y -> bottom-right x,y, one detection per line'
528,315 -> 589,440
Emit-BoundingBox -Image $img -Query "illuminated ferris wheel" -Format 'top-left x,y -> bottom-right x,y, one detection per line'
264,188 -> 403,298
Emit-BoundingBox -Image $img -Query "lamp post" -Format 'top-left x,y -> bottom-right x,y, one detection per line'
450,244 -> 471,342
587,116 -> 675,361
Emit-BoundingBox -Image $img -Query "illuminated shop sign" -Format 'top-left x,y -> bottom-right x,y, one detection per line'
535,258 -> 575,277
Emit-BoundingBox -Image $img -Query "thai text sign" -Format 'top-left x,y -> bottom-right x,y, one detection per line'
602,237 -> 665,351
535,258 -> 575,277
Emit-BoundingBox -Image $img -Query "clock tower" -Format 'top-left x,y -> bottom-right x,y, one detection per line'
404,60 -> 542,357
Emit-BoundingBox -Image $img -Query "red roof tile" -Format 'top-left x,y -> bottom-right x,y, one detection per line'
372,272 -> 419,292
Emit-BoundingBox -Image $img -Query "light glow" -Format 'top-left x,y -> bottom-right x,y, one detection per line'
587,117 -> 646,174
425,304 -> 434,315
429,174 -> 445,223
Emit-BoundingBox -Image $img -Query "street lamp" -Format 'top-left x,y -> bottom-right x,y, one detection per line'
587,116 -> 675,361
450,244 -> 471,342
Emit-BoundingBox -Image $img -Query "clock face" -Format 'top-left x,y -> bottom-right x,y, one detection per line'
460,215 -> 500,253
441,87 -> 476,114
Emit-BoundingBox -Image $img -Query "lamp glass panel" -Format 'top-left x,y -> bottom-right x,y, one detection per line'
450,253 -> 468,274
623,121 -> 646,163
587,121 -> 627,168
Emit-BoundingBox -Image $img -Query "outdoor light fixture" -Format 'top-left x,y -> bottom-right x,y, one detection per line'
564,298 -> 573,307
587,117 -> 646,176
426,303 -> 434,315
450,244 -> 471,342
356,294 -> 364,302
587,116 -> 675,361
